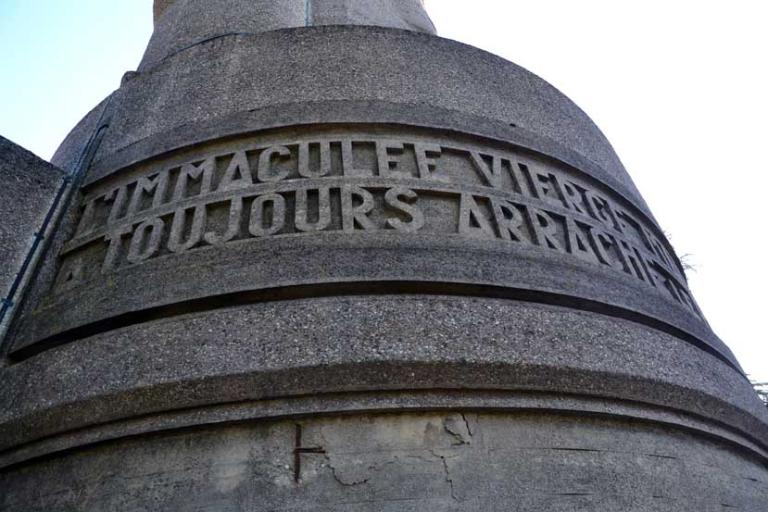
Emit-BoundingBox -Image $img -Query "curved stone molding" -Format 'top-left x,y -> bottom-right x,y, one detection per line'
2,299 -> 765,465
2,411 -> 766,510
2,390 -> 767,471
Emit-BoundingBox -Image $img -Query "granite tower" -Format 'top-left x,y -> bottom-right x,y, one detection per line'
1,1 -> 767,510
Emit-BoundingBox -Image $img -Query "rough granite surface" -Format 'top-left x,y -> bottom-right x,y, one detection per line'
144,0 -> 435,69
2,298 -> 766,455
120,27 -> 639,203
0,136 -> 65,336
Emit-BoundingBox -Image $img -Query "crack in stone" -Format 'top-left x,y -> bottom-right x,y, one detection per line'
550,447 -> 603,453
645,453 -> 678,460
429,449 -> 460,502
330,465 -> 370,487
439,456 -> 459,502
460,413 -> 474,437
443,415 -> 472,446
325,456 -> 402,487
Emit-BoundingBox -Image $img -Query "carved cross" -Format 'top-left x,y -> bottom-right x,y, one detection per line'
293,424 -> 326,483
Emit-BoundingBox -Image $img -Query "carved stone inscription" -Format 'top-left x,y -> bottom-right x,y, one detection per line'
57,134 -> 699,316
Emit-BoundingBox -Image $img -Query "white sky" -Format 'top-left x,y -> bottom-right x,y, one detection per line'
1,1 -> 765,382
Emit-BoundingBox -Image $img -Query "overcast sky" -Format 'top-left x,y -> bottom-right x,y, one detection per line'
1,1 -> 765,382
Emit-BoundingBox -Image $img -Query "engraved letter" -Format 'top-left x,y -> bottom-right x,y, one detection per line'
54,256 -> 85,292
204,198 -> 243,245
584,189 -> 622,231
127,170 -> 170,217
385,187 -> 424,233
667,279 -> 701,316
257,146 -> 291,183
168,206 -> 206,253
219,151 -> 253,191
636,221 -> 676,272
459,194 -> 495,238
490,198 -> 526,242
298,141 -> 332,178
519,163 -> 554,203
470,152 -> 503,189
173,158 -> 215,201
127,218 -> 164,264
548,173 -> 582,212
295,187 -> 332,232
561,181 -> 586,214
564,216 -> 599,263
526,207 -> 563,251
249,194 -> 286,237
584,225 -> 613,266
614,238 -> 655,284
414,144 -> 443,181
101,224 -> 134,272
105,185 -> 129,225
341,185 -> 376,232
376,141 -> 406,178
341,140 -> 370,177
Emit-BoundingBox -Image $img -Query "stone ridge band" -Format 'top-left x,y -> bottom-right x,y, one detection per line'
12,127 -> 721,366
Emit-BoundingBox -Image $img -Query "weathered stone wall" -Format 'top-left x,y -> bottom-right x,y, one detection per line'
0,136 -> 66,340
146,0 -> 435,68
2,412 -> 767,511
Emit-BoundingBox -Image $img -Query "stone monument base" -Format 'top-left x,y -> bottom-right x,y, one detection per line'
2,410 -> 765,510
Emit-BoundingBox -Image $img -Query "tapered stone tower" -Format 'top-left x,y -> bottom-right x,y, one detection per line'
1,1 -> 767,510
